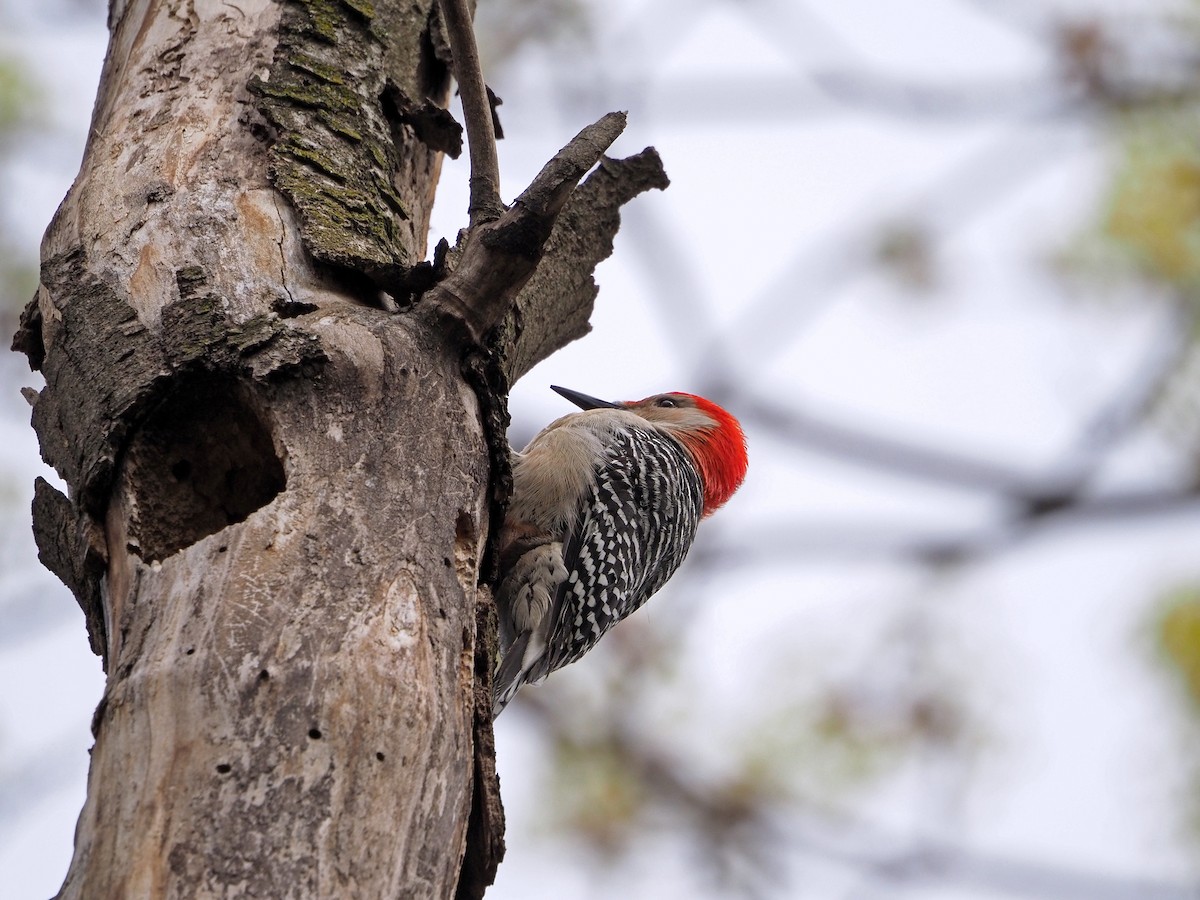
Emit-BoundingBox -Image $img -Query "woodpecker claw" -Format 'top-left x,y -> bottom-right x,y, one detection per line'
550,385 -> 623,410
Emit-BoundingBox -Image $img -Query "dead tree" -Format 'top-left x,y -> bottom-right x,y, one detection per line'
10,0 -> 666,896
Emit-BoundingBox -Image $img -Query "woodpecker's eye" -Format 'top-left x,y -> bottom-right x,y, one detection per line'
656,397 -> 677,408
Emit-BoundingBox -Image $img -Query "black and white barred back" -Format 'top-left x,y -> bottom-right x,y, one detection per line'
542,425 -> 704,672
494,425 -> 704,711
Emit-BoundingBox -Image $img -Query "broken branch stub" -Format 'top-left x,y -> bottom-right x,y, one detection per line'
421,111 -> 629,348
501,148 -> 671,384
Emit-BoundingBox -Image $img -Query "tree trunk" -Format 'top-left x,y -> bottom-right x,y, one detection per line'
12,0 -> 667,896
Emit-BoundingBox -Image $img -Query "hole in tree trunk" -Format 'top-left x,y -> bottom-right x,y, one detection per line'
122,375 -> 285,562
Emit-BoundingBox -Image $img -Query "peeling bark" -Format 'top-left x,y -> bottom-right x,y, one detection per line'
14,0 -> 667,895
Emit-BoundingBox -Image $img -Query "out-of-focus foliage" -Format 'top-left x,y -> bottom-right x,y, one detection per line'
0,49 -> 42,319
875,223 -> 937,293
0,56 -> 38,138
1156,584 -> 1200,841
1056,6 -> 1200,296
474,0 -> 593,72
1158,585 -> 1200,708
1104,117 -> 1200,288
547,728 -> 647,854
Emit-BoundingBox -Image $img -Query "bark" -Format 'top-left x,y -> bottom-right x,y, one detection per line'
13,0 -> 666,897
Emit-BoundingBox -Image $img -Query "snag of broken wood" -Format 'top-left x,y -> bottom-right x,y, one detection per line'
500,148 -> 671,384
420,111 -> 629,348
31,477 -> 108,661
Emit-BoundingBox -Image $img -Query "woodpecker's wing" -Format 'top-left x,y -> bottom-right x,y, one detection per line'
535,425 -> 705,678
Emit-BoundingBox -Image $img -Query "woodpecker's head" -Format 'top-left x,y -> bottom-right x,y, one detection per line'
550,385 -> 748,516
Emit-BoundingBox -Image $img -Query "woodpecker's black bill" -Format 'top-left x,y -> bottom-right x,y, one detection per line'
551,385 -> 623,410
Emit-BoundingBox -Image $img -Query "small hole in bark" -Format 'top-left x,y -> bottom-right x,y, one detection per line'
443,557 -> 451,568
216,763 -> 232,774
308,728 -> 322,740
271,296 -> 318,318
454,511 -> 476,570
185,647 -> 195,656
258,669 -> 269,682
122,375 -> 285,562
218,545 -> 227,553
375,751 -> 385,761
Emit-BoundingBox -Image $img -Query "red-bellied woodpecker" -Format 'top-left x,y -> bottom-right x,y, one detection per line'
492,385 -> 748,715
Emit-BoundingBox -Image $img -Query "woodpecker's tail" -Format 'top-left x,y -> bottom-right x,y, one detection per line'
493,624 -> 556,717
492,632 -> 531,717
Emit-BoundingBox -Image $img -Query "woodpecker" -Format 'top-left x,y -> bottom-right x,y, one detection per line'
492,385 -> 748,715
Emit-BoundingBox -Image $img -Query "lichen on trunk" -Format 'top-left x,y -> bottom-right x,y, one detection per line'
250,0 -> 460,301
